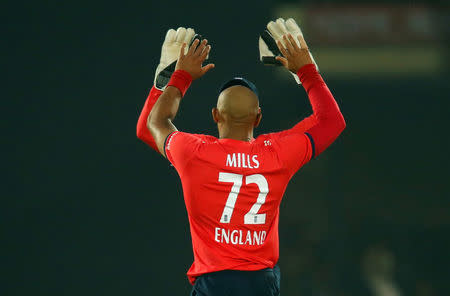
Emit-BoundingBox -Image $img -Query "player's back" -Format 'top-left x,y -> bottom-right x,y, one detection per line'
164,130 -> 312,283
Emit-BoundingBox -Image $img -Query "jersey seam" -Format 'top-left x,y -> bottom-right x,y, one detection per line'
304,132 -> 315,159
165,131 -> 201,170
164,131 -> 177,162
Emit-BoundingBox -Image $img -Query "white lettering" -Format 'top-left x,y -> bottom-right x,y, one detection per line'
215,227 -> 220,242
252,155 -> 259,168
225,154 -> 260,169
245,231 -> 252,245
214,227 -> 267,246
242,153 -> 247,168
222,228 -> 229,243
226,153 -> 237,167
238,230 -> 244,245
261,231 -> 267,244
231,230 -> 239,244
253,231 -> 260,245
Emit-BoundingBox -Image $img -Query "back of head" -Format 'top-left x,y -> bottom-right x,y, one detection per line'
216,78 -> 260,125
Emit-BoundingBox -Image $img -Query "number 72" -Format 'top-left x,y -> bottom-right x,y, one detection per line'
218,172 -> 269,225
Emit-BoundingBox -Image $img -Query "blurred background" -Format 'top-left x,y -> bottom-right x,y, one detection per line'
4,0 -> 449,295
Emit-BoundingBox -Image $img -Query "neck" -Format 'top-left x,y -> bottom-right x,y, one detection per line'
218,124 -> 254,142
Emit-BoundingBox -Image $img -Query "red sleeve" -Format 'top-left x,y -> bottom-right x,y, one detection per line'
165,131 -> 202,170
270,132 -> 313,178
280,114 -> 318,136
136,86 -> 163,151
298,64 -> 346,157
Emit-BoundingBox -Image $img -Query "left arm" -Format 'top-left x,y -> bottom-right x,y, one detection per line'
275,33 -> 345,157
148,39 -> 214,157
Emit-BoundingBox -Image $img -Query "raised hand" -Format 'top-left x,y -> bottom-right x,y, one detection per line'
154,27 -> 196,90
175,39 -> 215,80
275,33 -> 314,73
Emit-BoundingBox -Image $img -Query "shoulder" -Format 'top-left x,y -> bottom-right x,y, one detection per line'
166,131 -> 217,147
199,134 -> 219,143
255,132 -> 278,145
165,132 -> 217,167
255,131 -> 311,153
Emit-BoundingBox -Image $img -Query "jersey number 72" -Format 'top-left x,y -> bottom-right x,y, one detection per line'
218,172 -> 269,225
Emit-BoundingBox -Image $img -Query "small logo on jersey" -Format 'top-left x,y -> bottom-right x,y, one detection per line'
166,131 -> 178,151
264,140 -> 271,146
226,153 -> 259,169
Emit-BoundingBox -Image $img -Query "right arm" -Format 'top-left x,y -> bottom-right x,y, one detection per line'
276,34 -> 346,157
136,87 -> 163,152
137,26 -> 197,152
148,39 -> 214,157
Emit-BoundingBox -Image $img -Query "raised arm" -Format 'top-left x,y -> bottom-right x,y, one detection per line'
136,87 -> 163,151
148,39 -> 214,157
275,33 -> 346,157
137,27 -> 197,151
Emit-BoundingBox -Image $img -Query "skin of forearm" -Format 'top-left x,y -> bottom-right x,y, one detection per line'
147,86 -> 182,154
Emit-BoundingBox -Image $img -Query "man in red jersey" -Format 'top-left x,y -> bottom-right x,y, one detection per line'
137,24 -> 345,296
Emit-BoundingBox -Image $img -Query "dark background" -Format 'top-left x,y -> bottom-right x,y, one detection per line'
5,0 -> 449,295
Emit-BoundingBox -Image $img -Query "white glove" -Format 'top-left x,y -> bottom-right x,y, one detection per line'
154,27 -> 196,90
259,18 -> 319,84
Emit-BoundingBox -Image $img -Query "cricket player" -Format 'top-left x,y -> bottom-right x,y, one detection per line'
137,19 -> 346,296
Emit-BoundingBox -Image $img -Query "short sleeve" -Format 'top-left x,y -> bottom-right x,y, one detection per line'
165,131 -> 202,169
270,130 -> 314,177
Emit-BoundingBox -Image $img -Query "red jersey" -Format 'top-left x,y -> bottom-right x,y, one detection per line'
138,64 -> 346,284
165,129 -> 313,284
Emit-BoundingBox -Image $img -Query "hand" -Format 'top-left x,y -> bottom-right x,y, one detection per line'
154,27 -> 196,90
275,33 -> 314,73
175,39 -> 215,80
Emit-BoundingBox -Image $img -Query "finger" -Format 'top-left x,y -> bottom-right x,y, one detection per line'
297,34 -> 308,49
283,35 -> 295,53
195,39 -> 208,57
267,21 -> 283,40
286,18 -> 302,36
275,56 -> 288,68
175,27 -> 187,42
201,63 -> 215,74
165,28 -> 176,42
188,39 -> 200,56
185,28 -> 195,43
276,40 -> 289,57
288,34 -> 301,52
200,44 -> 211,60
179,42 -> 187,58
276,18 -> 289,35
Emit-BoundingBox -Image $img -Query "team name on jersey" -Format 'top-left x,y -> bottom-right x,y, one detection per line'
214,227 -> 267,246
226,153 -> 259,169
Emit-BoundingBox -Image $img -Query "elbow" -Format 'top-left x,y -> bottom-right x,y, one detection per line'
332,114 -> 346,139
326,112 -> 346,137
318,111 -> 346,133
147,112 -> 163,139
136,118 -> 146,140
136,111 -> 154,140
137,110 -> 153,140
147,115 -> 156,138
338,113 -> 346,132
136,124 -> 143,140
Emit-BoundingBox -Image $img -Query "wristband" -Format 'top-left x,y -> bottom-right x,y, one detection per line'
297,64 -> 324,92
167,70 -> 193,97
